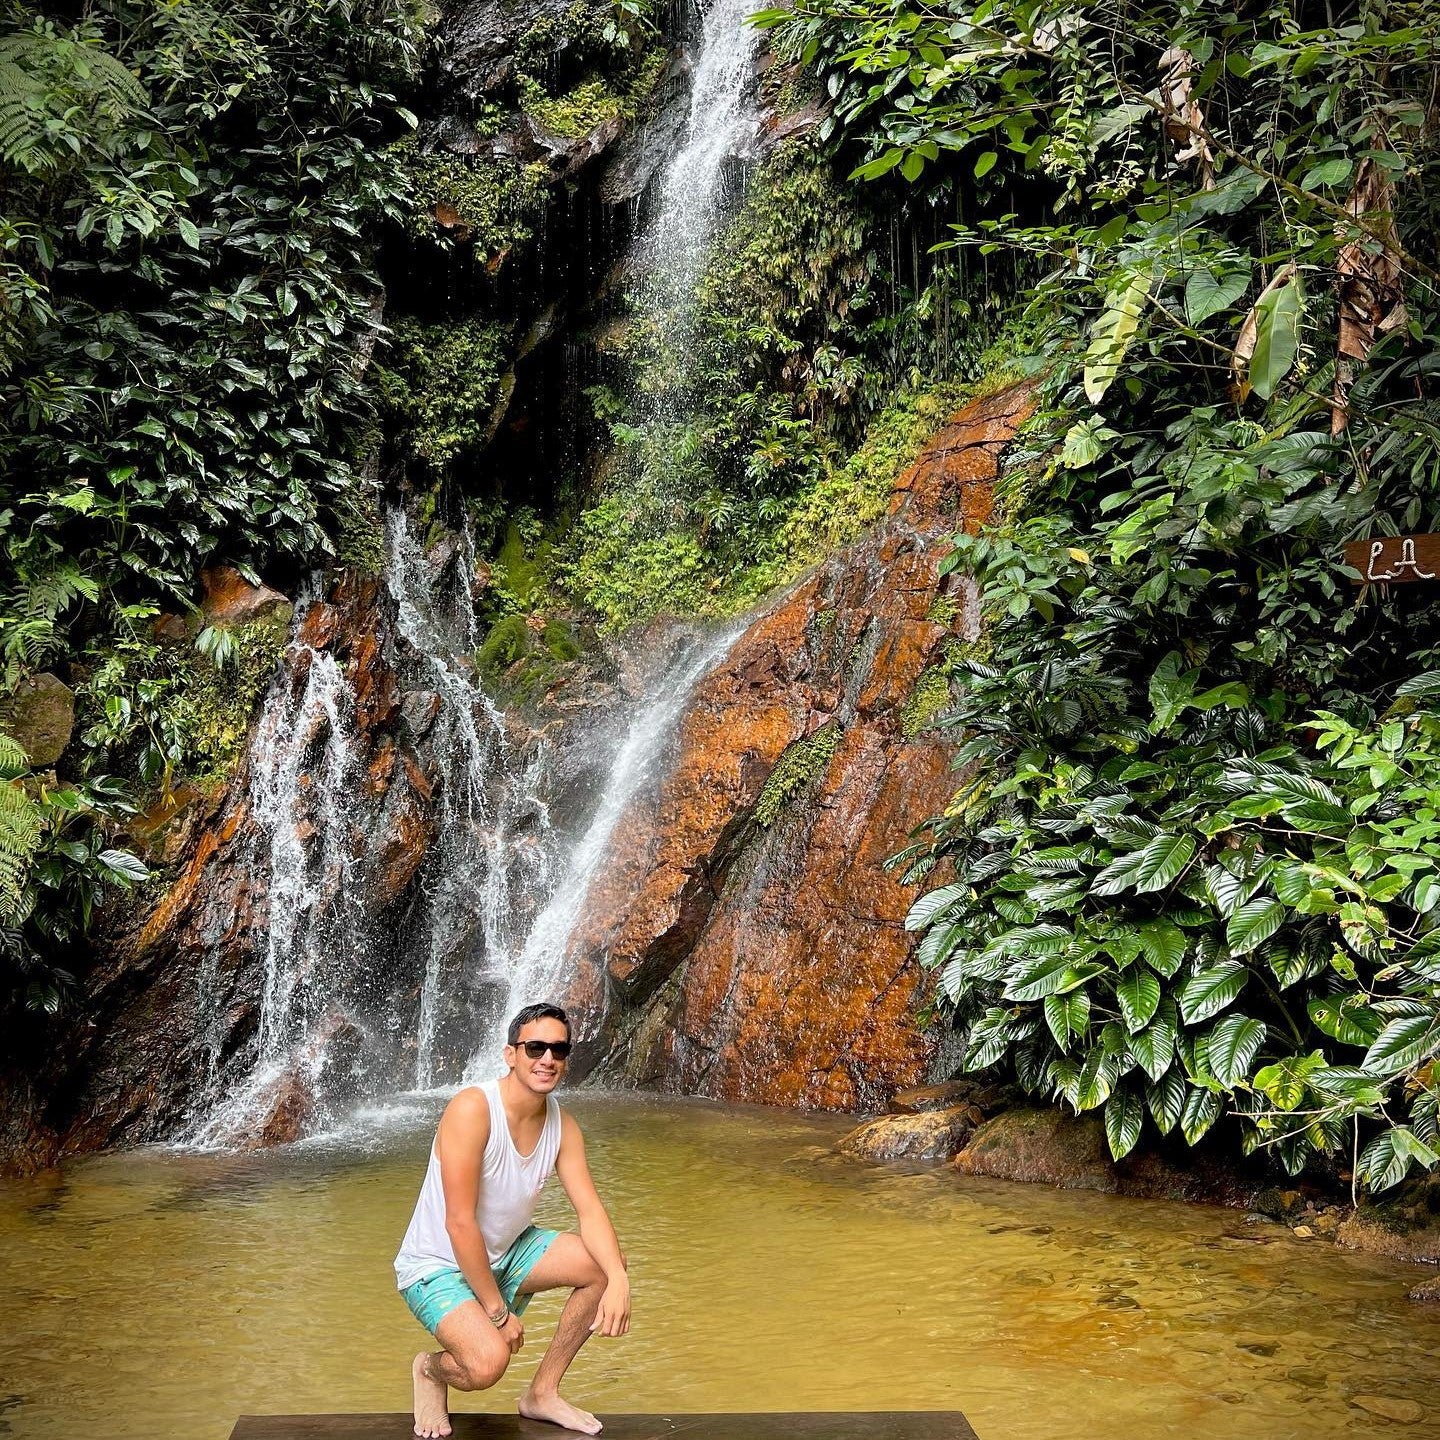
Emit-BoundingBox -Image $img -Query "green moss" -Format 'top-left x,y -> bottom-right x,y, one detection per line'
754,722 -> 841,827
477,614 -> 532,678
927,592 -> 959,627
902,664 -> 954,738
171,613 -> 291,785
542,619 -> 580,661
381,317 -> 510,470
493,523 -> 545,611
392,139 -> 548,256
333,487 -> 386,575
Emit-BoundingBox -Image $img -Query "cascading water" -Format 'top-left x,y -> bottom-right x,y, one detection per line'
182,0 -> 761,1145
640,0 -> 764,296
466,625 -> 743,1078
186,609 -> 367,1147
383,509 -> 558,1090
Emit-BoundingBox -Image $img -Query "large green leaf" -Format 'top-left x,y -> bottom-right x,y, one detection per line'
1147,1067 -> 1187,1134
1225,898 -> 1285,955
1253,1051 -> 1325,1110
1308,994 -> 1382,1048
1137,919 -> 1187,977
1177,961 -> 1247,1024
1357,1127 -> 1440,1193
1131,1009 -> 1177,1082
1105,1087 -> 1144,1160
1044,989 -> 1090,1050
1362,1015 -> 1440,1077
906,881 -> 968,931
1076,1046 -> 1121,1111
1005,952 -> 1078,1001
1083,268 -> 1152,404
1131,832 -> 1197,893
1181,1086 -> 1222,1145
1184,264 -> 1251,326
1116,967 -> 1161,1032
1202,1014 -> 1267,1087
1248,271 -> 1303,399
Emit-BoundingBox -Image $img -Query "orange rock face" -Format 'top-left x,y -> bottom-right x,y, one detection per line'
566,382 -> 1034,1109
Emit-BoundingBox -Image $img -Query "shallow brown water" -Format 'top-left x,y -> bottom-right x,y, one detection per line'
1,1094 -> 1438,1439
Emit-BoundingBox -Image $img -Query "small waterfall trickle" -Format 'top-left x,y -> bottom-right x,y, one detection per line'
467,625 -> 742,1076
186,604 -> 368,1147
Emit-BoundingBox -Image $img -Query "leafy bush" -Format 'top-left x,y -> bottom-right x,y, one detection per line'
768,0 -> 1440,1191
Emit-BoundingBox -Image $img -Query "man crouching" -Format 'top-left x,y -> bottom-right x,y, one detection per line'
395,1003 -> 629,1438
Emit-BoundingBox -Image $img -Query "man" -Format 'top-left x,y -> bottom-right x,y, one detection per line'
395,1002 -> 629,1439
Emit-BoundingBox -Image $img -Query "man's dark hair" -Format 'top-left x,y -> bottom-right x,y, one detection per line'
507,1002 -> 570,1046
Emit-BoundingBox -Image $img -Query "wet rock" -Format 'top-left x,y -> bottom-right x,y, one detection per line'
440,0 -> 578,98
0,671 -> 75,766
242,1070 -> 316,1150
1407,1275 -> 1440,1304
400,690 -> 443,741
889,1079 -> 1010,1114
1351,1395 -> 1425,1425
838,1105 -> 983,1162
200,566 -> 293,628
599,51 -> 692,204
954,1108 -> 1263,1206
1337,1172 -> 1440,1264
568,384 -> 1036,1111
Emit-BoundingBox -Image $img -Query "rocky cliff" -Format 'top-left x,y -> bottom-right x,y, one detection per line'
565,383 -> 1034,1108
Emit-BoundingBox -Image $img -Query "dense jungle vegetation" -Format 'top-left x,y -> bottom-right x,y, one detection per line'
748,0 -> 1440,1193
6,0 -> 1440,1203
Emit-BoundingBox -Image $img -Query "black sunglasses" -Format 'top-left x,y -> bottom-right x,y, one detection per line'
519,1039 -> 572,1060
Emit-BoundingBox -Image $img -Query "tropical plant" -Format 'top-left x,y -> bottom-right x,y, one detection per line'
759,0 -> 1440,1191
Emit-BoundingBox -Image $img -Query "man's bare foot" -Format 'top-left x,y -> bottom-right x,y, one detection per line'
413,1352 -> 451,1439
518,1386 -> 603,1434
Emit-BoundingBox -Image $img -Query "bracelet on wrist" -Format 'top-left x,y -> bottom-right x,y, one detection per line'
488,1304 -> 510,1328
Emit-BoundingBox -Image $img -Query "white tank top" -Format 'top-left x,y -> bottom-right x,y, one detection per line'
394,1079 -> 562,1290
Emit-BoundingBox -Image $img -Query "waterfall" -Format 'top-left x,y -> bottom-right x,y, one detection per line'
641,0 -> 764,294
186,606 -> 367,1147
179,0 -> 760,1147
466,625 -> 742,1077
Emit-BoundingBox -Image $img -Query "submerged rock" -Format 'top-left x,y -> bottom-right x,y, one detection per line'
1351,1395 -> 1425,1425
838,1105 -> 984,1162
954,1107 -> 1263,1207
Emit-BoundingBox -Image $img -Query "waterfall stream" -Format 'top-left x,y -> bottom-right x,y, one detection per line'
642,0 -> 763,293
183,0 -> 760,1146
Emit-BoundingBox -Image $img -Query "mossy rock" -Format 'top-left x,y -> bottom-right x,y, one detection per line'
754,722 -> 841,828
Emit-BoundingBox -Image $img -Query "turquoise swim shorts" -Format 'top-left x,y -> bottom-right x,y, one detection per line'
401,1225 -> 559,1335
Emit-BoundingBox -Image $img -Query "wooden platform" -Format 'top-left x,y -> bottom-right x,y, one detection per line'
231,1414 -> 979,1440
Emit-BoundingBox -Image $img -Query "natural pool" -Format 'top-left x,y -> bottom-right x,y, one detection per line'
2,1094 -> 1437,1439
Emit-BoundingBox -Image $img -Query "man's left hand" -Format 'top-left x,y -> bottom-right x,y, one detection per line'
591,1278 -> 630,1338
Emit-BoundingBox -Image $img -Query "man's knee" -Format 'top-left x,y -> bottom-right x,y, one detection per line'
453,1351 -> 508,1392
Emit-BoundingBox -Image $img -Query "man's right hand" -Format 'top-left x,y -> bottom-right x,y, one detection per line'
498,1311 -> 525,1354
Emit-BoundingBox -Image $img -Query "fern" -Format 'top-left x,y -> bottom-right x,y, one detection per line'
0,732 -> 40,924
0,26 -> 148,175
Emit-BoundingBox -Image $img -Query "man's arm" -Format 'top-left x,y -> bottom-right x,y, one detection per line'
436,1089 -> 524,1349
555,1110 -> 630,1337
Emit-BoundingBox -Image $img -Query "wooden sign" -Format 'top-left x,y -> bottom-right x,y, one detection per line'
1344,534 -> 1440,584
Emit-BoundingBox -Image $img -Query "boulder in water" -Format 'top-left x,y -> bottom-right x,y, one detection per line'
838,1106 -> 984,1163
954,1108 -> 1263,1206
